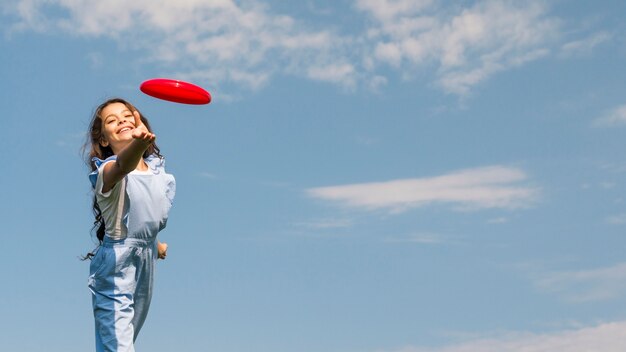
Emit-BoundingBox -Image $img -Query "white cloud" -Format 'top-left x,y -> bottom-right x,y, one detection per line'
376,321 -> 626,352
535,262 -> 626,302
7,0 -> 572,95
307,63 -> 357,87
7,0 -> 356,90
356,0 -> 560,95
356,0 -> 434,23
374,42 -> 403,67
7,0 -> 48,32
306,166 -> 538,213
593,105 -> 626,126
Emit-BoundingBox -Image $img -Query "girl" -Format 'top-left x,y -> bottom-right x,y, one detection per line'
84,98 -> 175,352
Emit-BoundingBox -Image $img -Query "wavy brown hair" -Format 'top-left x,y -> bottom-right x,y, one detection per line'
82,98 -> 162,258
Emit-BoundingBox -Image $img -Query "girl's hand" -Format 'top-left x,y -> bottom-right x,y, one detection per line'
157,241 -> 168,260
132,110 -> 156,144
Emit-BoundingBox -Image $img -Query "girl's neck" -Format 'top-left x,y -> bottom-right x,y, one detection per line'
135,159 -> 149,171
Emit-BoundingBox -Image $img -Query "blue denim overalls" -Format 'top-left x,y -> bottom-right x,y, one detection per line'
88,155 -> 175,352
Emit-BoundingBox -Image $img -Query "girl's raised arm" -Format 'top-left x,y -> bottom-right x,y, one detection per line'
101,111 -> 156,193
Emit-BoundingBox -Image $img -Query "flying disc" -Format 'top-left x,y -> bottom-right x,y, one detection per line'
140,78 -> 211,105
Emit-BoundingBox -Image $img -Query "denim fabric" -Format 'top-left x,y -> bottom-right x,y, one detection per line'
88,155 -> 175,351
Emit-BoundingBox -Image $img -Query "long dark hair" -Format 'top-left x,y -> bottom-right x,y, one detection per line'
81,98 -> 162,259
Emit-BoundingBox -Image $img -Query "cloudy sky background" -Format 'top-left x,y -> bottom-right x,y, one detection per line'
2,0 -> 626,351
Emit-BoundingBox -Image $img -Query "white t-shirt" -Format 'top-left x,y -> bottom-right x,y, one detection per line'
94,159 -> 128,240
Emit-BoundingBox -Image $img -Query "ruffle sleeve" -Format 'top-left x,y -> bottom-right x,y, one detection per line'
144,154 -> 166,174
88,155 -> 117,189
145,155 -> 176,205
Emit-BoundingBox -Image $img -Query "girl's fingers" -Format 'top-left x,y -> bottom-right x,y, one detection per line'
133,130 -> 155,141
133,110 -> 143,128
132,129 -> 145,139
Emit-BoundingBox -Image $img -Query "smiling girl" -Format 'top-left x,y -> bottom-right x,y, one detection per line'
84,98 -> 175,351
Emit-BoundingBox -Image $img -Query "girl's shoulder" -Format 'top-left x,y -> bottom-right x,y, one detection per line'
92,155 -> 118,168
88,155 -> 118,188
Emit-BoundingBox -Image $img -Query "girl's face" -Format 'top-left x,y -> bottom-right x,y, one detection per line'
99,102 -> 136,154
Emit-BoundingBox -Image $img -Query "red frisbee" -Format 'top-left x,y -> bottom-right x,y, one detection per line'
140,78 -> 211,105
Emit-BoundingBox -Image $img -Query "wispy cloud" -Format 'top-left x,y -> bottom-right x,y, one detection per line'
535,262 -> 626,302
487,217 -> 509,224
55,131 -> 86,148
593,105 -> 626,126
375,321 -> 626,352
198,172 -> 217,180
5,0 -> 572,96
6,0 -> 355,90
356,0 -> 560,95
600,162 -> 626,174
306,166 -> 539,213
384,232 -> 462,245
294,218 -> 354,229
606,213 -> 626,225
307,62 -> 357,88
561,32 -> 611,56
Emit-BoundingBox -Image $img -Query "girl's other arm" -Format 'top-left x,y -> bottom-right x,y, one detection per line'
157,241 -> 168,260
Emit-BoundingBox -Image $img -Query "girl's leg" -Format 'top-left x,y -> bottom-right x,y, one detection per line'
130,245 -> 156,341
90,246 -> 138,352
93,290 -> 136,352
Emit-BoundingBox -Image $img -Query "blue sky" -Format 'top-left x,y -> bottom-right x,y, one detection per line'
2,0 -> 626,351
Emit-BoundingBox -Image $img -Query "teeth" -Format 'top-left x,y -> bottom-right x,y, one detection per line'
120,128 -> 130,133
